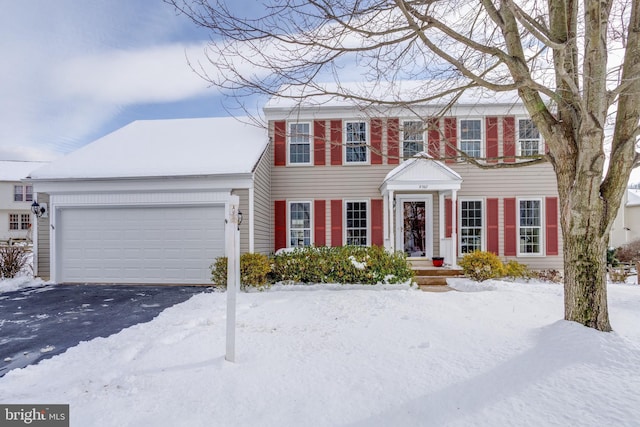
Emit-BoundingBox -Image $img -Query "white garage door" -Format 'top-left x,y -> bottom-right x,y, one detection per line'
58,205 -> 225,284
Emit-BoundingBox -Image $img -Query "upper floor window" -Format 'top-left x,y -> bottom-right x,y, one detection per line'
459,119 -> 482,158
518,119 -> 541,157
345,121 -> 368,163
288,122 -> 311,165
289,201 -> 311,248
460,200 -> 483,254
403,121 -> 424,158
13,185 -> 32,202
346,201 -> 368,246
519,199 -> 542,255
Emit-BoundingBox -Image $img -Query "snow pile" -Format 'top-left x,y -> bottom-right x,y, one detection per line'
1,281 -> 640,426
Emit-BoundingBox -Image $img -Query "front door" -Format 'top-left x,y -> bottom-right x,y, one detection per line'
397,196 -> 433,258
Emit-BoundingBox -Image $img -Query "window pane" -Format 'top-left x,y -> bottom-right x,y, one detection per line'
9,214 -> 19,230
25,185 -> 33,202
459,120 -> 482,157
460,201 -> 483,253
346,122 -> 367,163
403,121 -> 424,158
14,186 -> 23,202
20,214 -> 31,230
346,201 -> 367,246
518,119 -> 541,156
519,200 -> 541,254
290,202 -> 311,247
289,123 -> 311,164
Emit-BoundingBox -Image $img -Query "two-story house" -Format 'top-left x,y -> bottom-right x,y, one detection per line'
28,85 -> 561,285
0,160 -> 48,245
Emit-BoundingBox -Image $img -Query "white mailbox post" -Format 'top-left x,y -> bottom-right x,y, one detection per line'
225,195 -> 241,362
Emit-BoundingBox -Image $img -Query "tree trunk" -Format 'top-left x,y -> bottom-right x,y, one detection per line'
561,181 -> 612,331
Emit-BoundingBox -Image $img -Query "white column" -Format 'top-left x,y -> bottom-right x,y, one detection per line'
439,191 -> 445,258
383,191 -> 389,250
249,187 -> 255,253
226,195 -> 241,363
388,190 -> 395,252
451,190 -> 458,268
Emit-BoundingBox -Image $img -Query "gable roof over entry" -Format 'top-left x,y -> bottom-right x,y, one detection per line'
29,117 -> 267,180
380,153 -> 462,193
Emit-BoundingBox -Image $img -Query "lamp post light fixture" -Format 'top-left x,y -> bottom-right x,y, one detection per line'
31,200 -> 46,218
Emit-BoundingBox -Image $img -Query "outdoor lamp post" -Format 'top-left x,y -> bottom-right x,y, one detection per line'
226,196 -> 241,362
31,200 -> 46,218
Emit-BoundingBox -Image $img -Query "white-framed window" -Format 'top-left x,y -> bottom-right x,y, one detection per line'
289,201 -> 312,248
459,119 -> 483,158
518,118 -> 542,157
9,213 -> 30,230
460,199 -> 483,254
402,120 -> 424,158
518,198 -> 543,255
12,185 -> 32,202
288,122 -> 312,165
345,121 -> 368,163
345,200 -> 368,246
13,185 -> 23,202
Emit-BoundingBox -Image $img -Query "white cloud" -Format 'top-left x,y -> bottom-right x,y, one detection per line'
52,43 -> 212,105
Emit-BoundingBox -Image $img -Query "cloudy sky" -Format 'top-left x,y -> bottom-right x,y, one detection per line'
0,0 -> 261,161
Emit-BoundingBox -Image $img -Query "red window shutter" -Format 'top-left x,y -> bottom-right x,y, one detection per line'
504,198 -> 517,256
330,120 -> 342,165
427,118 -> 440,158
387,118 -> 399,165
444,117 -> 457,164
371,199 -> 383,246
331,200 -> 343,247
486,117 -> 499,164
487,198 -> 499,254
314,120 -> 326,166
445,198 -> 452,238
274,121 -> 286,166
314,200 -> 326,246
274,200 -> 287,251
371,118 -> 383,165
503,117 -> 516,163
546,197 -> 559,255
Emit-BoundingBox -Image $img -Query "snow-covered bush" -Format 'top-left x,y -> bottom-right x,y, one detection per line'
0,245 -> 29,279
459,251 -> 505,282
211,253 -> 271,290
271,246 -> 413,285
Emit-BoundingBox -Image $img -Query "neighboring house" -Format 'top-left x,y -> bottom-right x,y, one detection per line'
30,85 -> 563,285
0,160 -> 48,244
609,189 -> 640,248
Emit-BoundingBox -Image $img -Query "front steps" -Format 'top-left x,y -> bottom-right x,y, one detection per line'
408,258 -> 465,289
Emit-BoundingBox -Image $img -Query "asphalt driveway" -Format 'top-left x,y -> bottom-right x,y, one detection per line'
0,284 -> 211,377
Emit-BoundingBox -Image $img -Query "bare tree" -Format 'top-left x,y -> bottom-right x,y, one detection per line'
168,0 -> 640,331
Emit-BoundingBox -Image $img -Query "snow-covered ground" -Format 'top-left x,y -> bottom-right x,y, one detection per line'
1,278 -> 640,427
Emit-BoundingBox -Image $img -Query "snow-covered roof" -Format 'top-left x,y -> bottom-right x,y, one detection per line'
0,160 -> 49,181
29,117 -> 268,180
627,189 -> 640,207
264,81 -> 523,111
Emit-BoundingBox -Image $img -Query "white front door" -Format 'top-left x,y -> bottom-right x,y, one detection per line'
396,195 -> 433,258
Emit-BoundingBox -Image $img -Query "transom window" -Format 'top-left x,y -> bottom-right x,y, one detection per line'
9,213 -> 31,230
519,199 -> 542,255
289,202 -> 311,248
345,121 -> 368,163
459,119 -> 482,158
403,121 -> 424,158
288,122 -> 311,164
518,119 -> 541,157
12,185 -> 32,202
346,201 -> 368,246
460,200 -> 483,254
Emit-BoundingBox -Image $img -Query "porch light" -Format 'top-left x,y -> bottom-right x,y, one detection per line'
238,211 -> 243,226
31,200 -> 46,218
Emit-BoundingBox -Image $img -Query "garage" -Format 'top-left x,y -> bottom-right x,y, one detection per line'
57,205 -> 225,285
